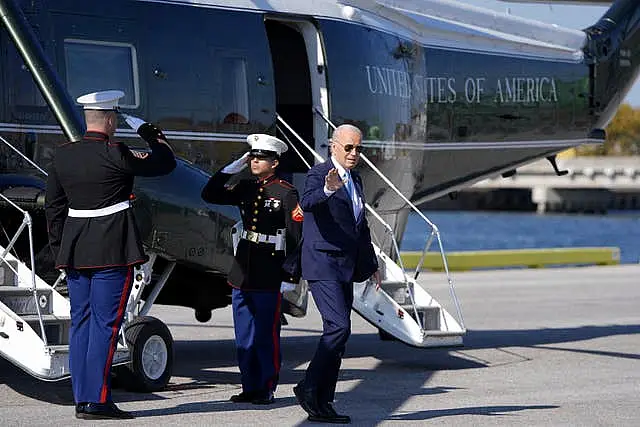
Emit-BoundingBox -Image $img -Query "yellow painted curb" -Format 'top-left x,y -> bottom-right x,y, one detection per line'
400,247 -> 620,271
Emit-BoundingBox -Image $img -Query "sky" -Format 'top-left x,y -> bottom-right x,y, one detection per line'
461,0 -> 640,107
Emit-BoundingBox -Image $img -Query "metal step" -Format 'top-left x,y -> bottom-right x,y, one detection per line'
47,344 -> 128,355
379,280 -> 409,304
379,281 -> 442,330
46,344 -> 69,353
0,260 -> 18,286
0,287 -> 52,315
46,344 -> 130,366
401,305 -> 441,331
19,314 -> 70,345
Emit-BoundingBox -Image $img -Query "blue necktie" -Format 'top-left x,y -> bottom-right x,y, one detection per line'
345,172 -> 362,219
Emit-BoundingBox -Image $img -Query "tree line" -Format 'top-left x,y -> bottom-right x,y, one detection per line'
577,104 -> 640,156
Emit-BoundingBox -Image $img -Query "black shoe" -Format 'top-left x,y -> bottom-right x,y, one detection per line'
293,382 -> 321,417
308,413 -> 351,424
76,402 -> 134,420
74,402 -> 87,417
310,402 -> 351,424
251,391 -> 275,405
230,391 -> 257,403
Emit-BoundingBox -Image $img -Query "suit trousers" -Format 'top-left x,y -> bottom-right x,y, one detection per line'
304,279 -> 353,403
66,266 -> 133,404
232,288 -> 282,393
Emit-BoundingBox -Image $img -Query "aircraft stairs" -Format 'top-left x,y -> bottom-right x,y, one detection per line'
277,111 -> 466,347
0,135 -> 174,390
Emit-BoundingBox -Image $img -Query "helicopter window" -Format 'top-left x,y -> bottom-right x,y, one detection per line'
64,39 -> 139,108
218,57 -> 249,125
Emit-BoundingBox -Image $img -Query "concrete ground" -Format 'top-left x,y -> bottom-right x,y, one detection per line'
1,265 -> 638,426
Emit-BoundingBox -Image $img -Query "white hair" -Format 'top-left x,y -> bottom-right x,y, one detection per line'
331,124 -> 362,142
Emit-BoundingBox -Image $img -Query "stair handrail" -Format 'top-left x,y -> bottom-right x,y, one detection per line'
277,114 -> 426,331
0,135 -> 48,177
0,134 -> 52,343
0,134 -> 68,287
0,192 -> 48,346
311,107 -> 465,331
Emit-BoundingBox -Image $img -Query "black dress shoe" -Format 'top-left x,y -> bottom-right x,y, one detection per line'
74,402 -> 87,417
308,404 -> 351,424
313,402 -> 351,424
293,382 -> 321,416
76,402 -> 134,420
230,391 -> 257,403
251,391 -> 275,405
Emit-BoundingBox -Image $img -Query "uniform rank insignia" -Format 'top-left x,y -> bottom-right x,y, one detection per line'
265,198 -> 281,210
130,150 -> 149,159
291,203 -> 304,222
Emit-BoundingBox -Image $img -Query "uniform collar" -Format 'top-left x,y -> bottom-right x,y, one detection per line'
257,174 -> 277,186
84,130 -> 110,142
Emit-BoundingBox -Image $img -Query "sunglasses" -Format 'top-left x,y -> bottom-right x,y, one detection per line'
338,143 -> 364,154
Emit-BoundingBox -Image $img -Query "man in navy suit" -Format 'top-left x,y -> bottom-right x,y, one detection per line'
293,124 -> 380,424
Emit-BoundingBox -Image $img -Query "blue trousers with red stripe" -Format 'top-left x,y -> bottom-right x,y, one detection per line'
66,266 -> 133,404
231,288 -> 282,393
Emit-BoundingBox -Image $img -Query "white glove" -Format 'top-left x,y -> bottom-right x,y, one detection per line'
280,281 -> 297,293
122,114 -> 146,132
222,152 -> 250,174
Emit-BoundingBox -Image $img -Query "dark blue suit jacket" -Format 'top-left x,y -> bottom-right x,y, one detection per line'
299,160 -> 378,283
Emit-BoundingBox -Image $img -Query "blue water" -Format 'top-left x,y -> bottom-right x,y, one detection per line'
400,211 -> 640,264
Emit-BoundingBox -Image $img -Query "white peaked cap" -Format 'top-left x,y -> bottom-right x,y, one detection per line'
76,90 -> 125,110
247,134 -> 288,157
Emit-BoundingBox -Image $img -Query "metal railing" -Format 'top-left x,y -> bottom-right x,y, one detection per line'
277,111 -> 465,332
0,192 -> 48,345
0,135 -> 47,176
0,134 -> 62,279
0,134 -> 59,346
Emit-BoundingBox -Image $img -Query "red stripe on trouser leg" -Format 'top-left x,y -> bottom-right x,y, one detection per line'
99,266 -> 133,403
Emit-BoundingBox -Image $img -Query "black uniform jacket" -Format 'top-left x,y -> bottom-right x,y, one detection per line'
45,126 -> 176,269
201,171 -> 303,292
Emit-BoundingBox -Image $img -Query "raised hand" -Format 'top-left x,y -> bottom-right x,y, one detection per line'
121,114 -> 146,132
325,168 -> 345,192
222,152 -> 250,174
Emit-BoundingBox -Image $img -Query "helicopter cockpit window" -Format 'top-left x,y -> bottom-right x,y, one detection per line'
64,39 -> 139,108
218,57 -> 250,125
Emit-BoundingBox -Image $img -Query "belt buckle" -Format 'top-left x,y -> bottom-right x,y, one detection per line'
246,230 -> 259,243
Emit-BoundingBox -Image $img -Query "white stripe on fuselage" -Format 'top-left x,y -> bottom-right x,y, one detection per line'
0,125 -> 594,150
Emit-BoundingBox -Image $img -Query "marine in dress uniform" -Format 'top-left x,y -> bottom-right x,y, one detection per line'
44,90 -> 176,420
201,134 -> 303,405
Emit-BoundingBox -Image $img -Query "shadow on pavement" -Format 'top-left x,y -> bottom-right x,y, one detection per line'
465,324 -> 640,360
388,405 -> 560,421
1,323 -> 637,421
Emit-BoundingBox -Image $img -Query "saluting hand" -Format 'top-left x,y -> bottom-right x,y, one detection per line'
325,168 -> 345,192
222,152 -> 250,174
122,114 -> 145,132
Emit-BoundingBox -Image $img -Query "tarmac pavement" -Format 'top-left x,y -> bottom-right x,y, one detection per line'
1,265 -> 638,426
